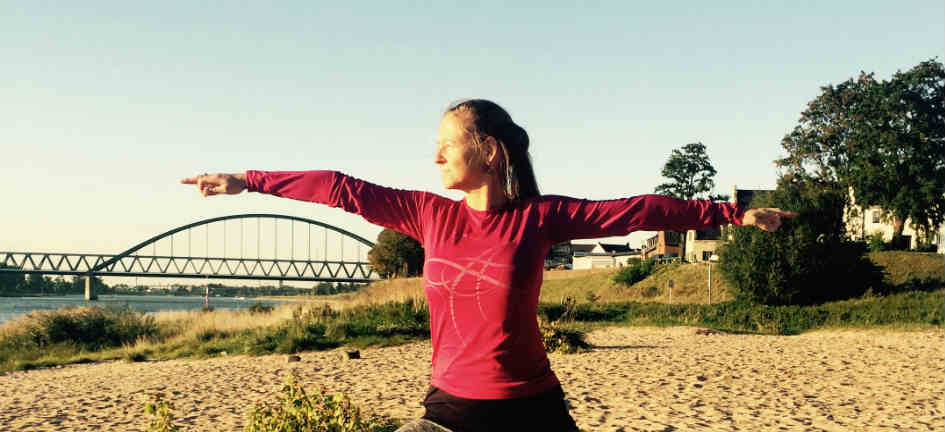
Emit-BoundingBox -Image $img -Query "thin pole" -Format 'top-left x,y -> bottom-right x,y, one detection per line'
257,218 -> 260,260
308,224 -> 311,261
223,220 -> 227,258
291,220 -> 295,261
707,262 -> 712,304
188,229 -> 191,257
274,219 -> 278,259
240,218 -> 244,259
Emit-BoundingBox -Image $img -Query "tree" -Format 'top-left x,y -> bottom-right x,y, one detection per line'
654,142 -> 719,200
313,282 -> 335,295
70,275 -> 109,295
717,177 -> 885,305
777,59 -> 945,242
25,274 -> 50,295
0,264 -> 25,296
368,229 -> 424,278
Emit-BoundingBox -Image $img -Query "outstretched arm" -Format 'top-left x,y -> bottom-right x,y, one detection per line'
180,170 -> 429,243
543,194 -> 796,243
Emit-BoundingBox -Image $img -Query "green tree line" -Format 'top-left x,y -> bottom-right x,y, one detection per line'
0,267 -> 110,297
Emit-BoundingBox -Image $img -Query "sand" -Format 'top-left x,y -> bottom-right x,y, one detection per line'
1,327 -> 942,431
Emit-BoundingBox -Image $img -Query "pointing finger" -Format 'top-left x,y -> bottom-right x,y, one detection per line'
770,208 -> 798,218
180,176 -> 198,184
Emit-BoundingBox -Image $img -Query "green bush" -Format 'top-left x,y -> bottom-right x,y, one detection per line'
717,178 -> 886,305
244,301 -> 429,356
245,377 -> 400,432
124,351 -> 148,363
144,394 -> 182,432
641,285 -> 660,298
539,323 -> 590,354
538,302 -> 628,323
248,302 -> 275,314
537,298 -> 590,354
867,232 -> 889,252
144,377 -> 399,432
613,258 -> 656,286
2,305 -> 158,352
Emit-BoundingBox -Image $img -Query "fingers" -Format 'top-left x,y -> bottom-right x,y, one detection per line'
758,215 -> 779,232
181,173 -> 220,197
200,177 -> 222,196
745,208 -> 794,232
182,172 -> 245,197
769,208 -> 799,218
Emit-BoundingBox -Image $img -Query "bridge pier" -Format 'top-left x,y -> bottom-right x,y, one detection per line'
85,274 -> 98,301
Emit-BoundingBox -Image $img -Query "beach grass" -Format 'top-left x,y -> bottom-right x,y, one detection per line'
3,290 -> 942,372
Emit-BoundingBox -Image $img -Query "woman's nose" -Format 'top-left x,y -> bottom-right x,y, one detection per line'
433,149 -> 445,165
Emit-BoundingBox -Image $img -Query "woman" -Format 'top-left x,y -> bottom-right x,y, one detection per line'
182,99 -> 794,432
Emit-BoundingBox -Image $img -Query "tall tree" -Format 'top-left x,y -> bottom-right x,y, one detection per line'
368,229 -> 425,278
777,59 -> 945,242
654,142 -> 719,200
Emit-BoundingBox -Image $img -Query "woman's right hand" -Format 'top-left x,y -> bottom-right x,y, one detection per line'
180,173 -> 247,197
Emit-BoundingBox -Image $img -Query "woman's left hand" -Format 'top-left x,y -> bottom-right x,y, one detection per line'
742,208 -> 798,232
180,172 -> 247,197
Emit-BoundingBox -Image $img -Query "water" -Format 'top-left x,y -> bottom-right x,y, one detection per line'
0,295 -> 291,325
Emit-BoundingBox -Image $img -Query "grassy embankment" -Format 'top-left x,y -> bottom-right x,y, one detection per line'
1,252 -> 941,373
0,300 -> 428,373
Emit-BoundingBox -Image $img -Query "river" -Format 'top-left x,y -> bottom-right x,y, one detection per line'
0,295 -> 291,325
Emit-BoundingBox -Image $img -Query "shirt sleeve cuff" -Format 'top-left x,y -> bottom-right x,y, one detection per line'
244,170 -> 263,193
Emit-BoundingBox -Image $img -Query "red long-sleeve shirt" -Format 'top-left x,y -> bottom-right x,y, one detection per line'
245,170 -> 744,399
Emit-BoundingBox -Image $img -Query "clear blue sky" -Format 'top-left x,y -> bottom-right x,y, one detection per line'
2,2 -> 942,284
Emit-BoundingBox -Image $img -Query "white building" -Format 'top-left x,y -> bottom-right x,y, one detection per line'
572,242 -> 641,270
845,189 -> 944,252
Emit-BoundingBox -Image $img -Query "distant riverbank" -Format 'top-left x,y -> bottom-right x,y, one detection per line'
0,295 -> 288,326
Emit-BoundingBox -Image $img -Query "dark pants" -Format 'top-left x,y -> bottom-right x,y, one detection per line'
420,385 -> 580,432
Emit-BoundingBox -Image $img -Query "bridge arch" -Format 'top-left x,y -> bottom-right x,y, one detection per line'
92,213 -> 375,272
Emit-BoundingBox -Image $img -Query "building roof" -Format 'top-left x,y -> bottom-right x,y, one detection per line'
598,243 -> 634,253
572,242 -> 640,256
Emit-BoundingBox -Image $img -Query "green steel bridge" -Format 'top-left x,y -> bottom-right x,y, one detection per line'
0,214 -> 378,299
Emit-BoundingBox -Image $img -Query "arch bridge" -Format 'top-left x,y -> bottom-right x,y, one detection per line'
0,214 -> 379,299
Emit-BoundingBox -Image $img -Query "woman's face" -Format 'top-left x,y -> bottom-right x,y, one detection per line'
434,113 -> 489,192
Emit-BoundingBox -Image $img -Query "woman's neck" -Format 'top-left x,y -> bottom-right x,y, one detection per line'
463,180 -> 509,211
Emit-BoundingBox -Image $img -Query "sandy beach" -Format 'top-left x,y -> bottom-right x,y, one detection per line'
1,327 -> 942,432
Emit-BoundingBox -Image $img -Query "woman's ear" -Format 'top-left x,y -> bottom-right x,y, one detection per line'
483,135 -> 501,168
